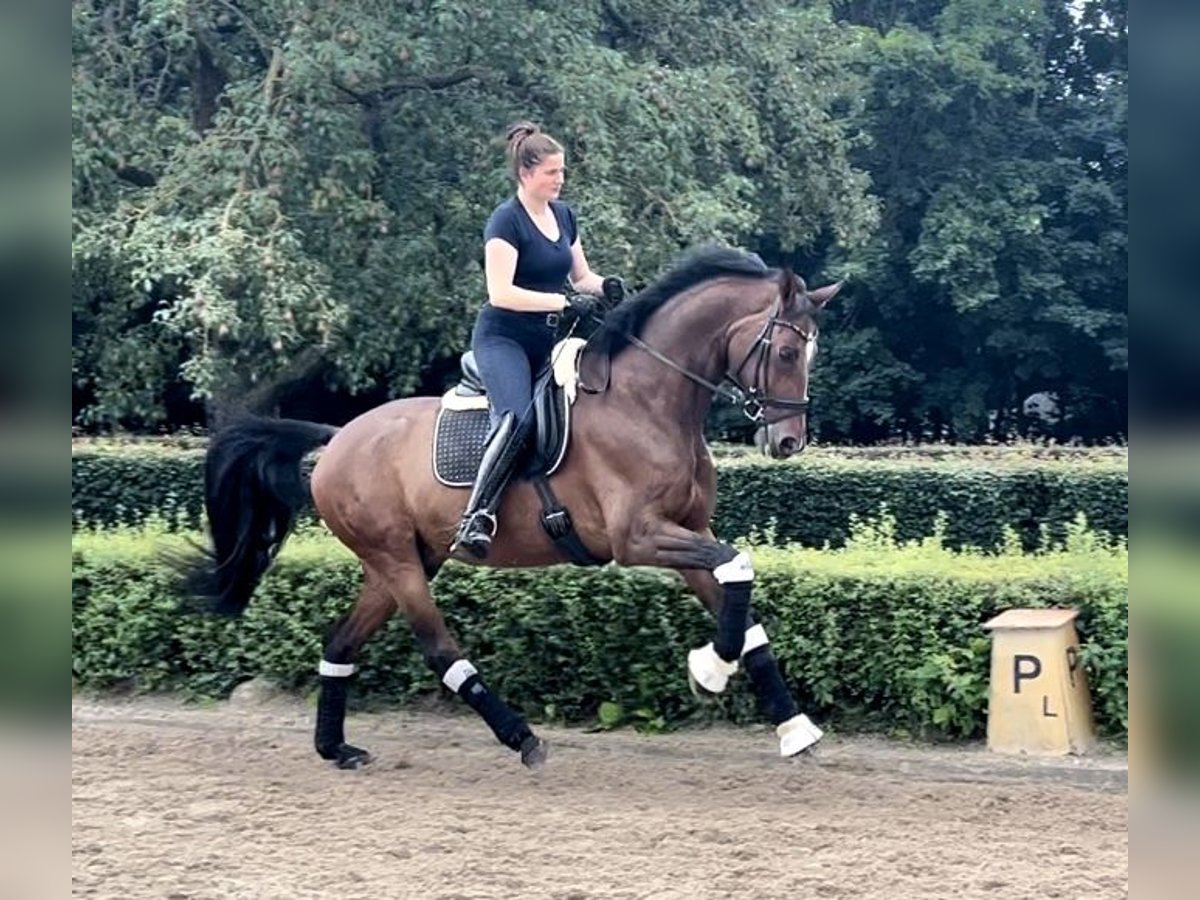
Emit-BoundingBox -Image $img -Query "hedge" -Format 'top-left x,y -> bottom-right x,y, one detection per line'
71,517 -> 1128,741
72,443 -> 1127,551
713,456 -> 1127,551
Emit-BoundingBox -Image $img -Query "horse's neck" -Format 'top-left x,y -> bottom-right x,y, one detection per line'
611,280 -> 765,432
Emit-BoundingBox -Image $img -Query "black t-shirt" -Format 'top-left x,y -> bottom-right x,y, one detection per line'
483,197 -> 578,293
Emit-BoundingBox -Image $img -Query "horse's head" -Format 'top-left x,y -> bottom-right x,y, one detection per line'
730,270 -> 842,458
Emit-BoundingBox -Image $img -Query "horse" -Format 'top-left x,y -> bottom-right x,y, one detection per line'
185,244 -> 842,769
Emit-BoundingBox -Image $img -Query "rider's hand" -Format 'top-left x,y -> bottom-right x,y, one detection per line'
601,276 -> 626,308
564,291 -> 604,321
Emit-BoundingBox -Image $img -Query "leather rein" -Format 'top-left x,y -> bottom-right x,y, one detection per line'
581,296 -> 816,424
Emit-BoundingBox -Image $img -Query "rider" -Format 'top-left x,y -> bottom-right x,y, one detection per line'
450,120 -> 620,559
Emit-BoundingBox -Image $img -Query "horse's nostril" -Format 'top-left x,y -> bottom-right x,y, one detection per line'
778,436 -> 799,455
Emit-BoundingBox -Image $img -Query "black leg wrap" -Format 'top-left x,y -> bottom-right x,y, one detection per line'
743,645 -> 799,726
714,581 -> 752,662
315,675 -> 349,758
458,674 -> 533,751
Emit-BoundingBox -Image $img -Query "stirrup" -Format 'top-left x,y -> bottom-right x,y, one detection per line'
451,510 -> 498,558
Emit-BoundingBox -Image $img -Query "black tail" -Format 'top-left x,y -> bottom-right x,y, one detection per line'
179,416 -> 338,617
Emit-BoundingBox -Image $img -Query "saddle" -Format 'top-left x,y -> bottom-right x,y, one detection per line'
432,337 -> 586,488
432,337 -> 600,566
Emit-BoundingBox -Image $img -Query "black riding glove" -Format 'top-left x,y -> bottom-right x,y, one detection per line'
565,292 -> 604,322
601,276 -> 627,308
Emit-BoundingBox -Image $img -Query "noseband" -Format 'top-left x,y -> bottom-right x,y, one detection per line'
725,301 -> 816,423
623,297 -> 816,424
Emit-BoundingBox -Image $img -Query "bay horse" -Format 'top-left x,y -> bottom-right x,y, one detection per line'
187,245 -> 842,769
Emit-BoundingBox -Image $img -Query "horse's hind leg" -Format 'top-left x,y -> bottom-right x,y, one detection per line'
314,575 -> 396,769
371,554 -> 549,769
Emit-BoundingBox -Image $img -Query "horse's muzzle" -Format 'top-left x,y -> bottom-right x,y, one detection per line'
759,420 -> 807,459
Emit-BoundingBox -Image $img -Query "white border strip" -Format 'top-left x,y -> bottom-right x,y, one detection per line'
713,551 -> 754,584
440,389 -> 489,411
318,660 -> 356,678
741,623 -> 769,656
442,659 -> 479,693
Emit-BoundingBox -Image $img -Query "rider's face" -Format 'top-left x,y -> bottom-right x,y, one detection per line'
520,153 -> 565,201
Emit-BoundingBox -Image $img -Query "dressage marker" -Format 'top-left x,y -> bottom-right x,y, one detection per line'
984,608 -> 1097,755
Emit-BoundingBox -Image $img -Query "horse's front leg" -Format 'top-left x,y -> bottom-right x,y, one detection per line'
614,517 -> 822,756
679,567 -> 824,757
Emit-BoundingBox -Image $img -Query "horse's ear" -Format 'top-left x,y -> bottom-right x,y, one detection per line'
808,280 -> 845,309
779,269 -> 806,310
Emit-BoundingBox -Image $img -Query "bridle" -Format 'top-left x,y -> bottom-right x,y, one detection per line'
622,296 -> 816,424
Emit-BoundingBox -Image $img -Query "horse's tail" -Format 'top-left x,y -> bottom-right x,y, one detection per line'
180,416 -> 338,617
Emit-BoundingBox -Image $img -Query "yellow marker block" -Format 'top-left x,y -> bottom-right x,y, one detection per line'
983,608 -> 1096,756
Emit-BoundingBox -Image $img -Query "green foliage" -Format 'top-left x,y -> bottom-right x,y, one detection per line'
816,0 -> 1127,442
71,2 -> 1125,442
71,0 -> 876,429
901,638 -> 992,737
71,442 -> 1128,551
712,455 -> 1127,551
72,519 -> 1127,741
72,446 -> 210,531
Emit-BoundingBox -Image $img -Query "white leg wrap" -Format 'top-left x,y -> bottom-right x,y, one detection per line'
442,659 -> 479,693
713,551 -> 754,584
741,623 -> 769,656
318,660 -> 356,678
777,713 -> 824,756
687,642 -> 739,694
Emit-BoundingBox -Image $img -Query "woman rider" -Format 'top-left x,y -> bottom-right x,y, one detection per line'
451,121 -> 620,559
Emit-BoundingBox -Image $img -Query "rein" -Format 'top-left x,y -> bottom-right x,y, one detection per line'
582,298 -> 815,424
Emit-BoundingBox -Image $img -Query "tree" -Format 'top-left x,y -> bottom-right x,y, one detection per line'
72,1 -> 1126,441
72,0 -> 876,429
814,0 -> 1126,441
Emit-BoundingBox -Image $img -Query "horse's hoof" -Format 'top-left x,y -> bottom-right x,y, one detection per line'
335,743 -> 373,770
687,668 -> 719,701
687,644 -> 737,696
519,734 -> 548,769
777,714 -> 824,757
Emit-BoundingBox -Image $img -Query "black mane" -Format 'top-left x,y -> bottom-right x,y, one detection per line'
592,244 -> 772,359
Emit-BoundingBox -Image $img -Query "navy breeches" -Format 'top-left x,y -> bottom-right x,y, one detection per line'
471,305 -> 558,427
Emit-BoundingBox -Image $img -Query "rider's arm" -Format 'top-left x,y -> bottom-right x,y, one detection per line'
568,239 -> 605,295
484,239 -> 567,312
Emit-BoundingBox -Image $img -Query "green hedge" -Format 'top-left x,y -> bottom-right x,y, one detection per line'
72,443 -> 1127,551
71,519 -> 1128,740
73,447 -> 210,531
713,456 -> 1127,551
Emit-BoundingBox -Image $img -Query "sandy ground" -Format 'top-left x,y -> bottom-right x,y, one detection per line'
72,694 -> 1127,900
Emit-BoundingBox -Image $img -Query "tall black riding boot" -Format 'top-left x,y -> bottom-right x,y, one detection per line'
450,412 -> 530,559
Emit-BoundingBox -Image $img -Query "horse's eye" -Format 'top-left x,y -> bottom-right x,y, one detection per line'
779,346 -> 799,363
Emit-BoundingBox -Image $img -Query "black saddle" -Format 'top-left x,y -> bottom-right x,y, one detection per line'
433,351 -> 571,488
